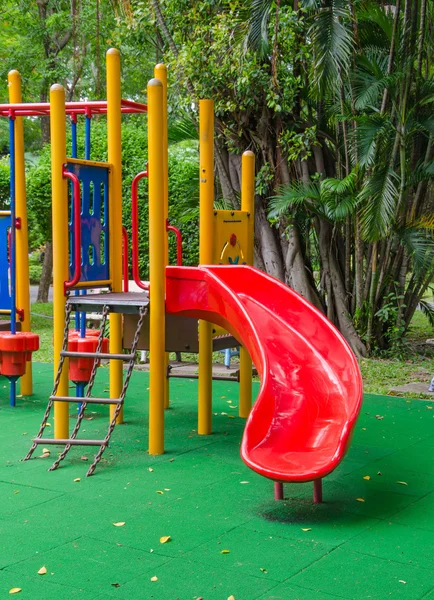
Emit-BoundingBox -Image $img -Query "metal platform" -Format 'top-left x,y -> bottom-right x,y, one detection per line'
67,292 -> 149,314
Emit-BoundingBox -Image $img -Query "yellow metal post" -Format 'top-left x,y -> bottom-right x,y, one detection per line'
107,48 -> 124,423
8,70 -> 32,395
198,100 -> 214,435
154,63 -> 170,410
50,84 -> 69,439
239,151 -> 255,418
148,78 -> 166,455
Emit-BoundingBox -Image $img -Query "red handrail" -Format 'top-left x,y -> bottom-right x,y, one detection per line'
122,226 -> 129,292
63,168 -> 82,294
131,170 -> 149,291
166,220 -> 183,266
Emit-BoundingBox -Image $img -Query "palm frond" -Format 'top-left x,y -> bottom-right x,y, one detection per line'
168,117 -> 198,145
352,114 -> 393,167
242,0 -> 272,55
398,227 -> 434,275
357,2 -> 394,40
324,192 -> 359,220
419,300 -> 434,328
413,213 -> 434,231
268,181 -> 321,219
359,167 -> 399,240
321,171 -> 357,195
406,160 -> 434,187
309,0 -> 354,93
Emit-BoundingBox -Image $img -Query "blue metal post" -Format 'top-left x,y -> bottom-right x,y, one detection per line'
85,113 -> 91,160
76,381 -> 85,413
71,116 -> 78,159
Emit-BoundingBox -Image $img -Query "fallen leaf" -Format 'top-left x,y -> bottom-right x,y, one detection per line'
399,580 -> 406,584
228,596 -> 235,600
81,456 -> 88,461
148,467 -> 153,472
39,453 -> 50,458
37,567 -> 47,576
361,427 -> 366,431
221,396 -> 226,399
156,490 -> 164,495
42,448 -> 50,454
113,522 -> 125,527
9,589 -> 21,595
363,476 -> 371,481
74,478 -> 81,483
396,481 -> 408,486
164,488 -> 171,491
221,412 -> 227,416
111,583 -> 121,588
228,415 -> 235,419
427,405 -> 433,410
377,471 -> 382,476
150,576 -> 158,582
159,536 -> 171,544
240,481 -> 250,484
375,415 -> 384,420
169,458 -> 175,462
46,423 -> 51,427
260,568 -> 268,573
356,498 -> 365,502
301,528 -> 312,532
221,549 -> 230,554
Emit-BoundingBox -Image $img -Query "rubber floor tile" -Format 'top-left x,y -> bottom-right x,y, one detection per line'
289,547 -> 434,600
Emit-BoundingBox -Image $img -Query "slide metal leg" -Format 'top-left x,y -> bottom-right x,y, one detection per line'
274,482 -> 284,500
313,479 -> 323,504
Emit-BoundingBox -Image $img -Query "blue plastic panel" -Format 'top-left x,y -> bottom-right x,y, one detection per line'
0,214 -> 11,310
66,161 -> 110,284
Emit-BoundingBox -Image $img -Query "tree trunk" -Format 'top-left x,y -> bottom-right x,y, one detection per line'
36,242 -> 53,303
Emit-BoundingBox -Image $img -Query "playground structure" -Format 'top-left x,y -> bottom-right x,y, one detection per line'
0,72 -> 40,406
23,49 -> 363,500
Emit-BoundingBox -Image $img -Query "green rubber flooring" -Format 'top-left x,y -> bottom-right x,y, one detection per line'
1,363 -> 434,599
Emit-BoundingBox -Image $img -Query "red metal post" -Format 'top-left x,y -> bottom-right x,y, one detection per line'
274,482 -> 284,500
313,479 -> 323,504
63,168 -> 82,293
166,220 -> 183,266
122,226 -> 129,292
131,170 -> 149,291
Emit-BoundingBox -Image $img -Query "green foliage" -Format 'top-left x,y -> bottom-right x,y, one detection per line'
26,146 -> 52,247
375,290 -> 408,358
0,158 -> 10,209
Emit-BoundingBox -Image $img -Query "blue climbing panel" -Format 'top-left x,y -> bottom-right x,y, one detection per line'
66,160 -> 110,285
0,213 -> 11,310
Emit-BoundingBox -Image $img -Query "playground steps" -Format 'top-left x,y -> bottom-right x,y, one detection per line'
24,296 -> 149,476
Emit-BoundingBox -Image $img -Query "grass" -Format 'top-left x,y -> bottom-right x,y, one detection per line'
30,302 -> 55,363
361,310 -> 434,396
27,301 -> 434,397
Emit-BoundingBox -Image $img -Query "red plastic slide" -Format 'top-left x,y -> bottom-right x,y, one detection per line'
166,265 -> 363,483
